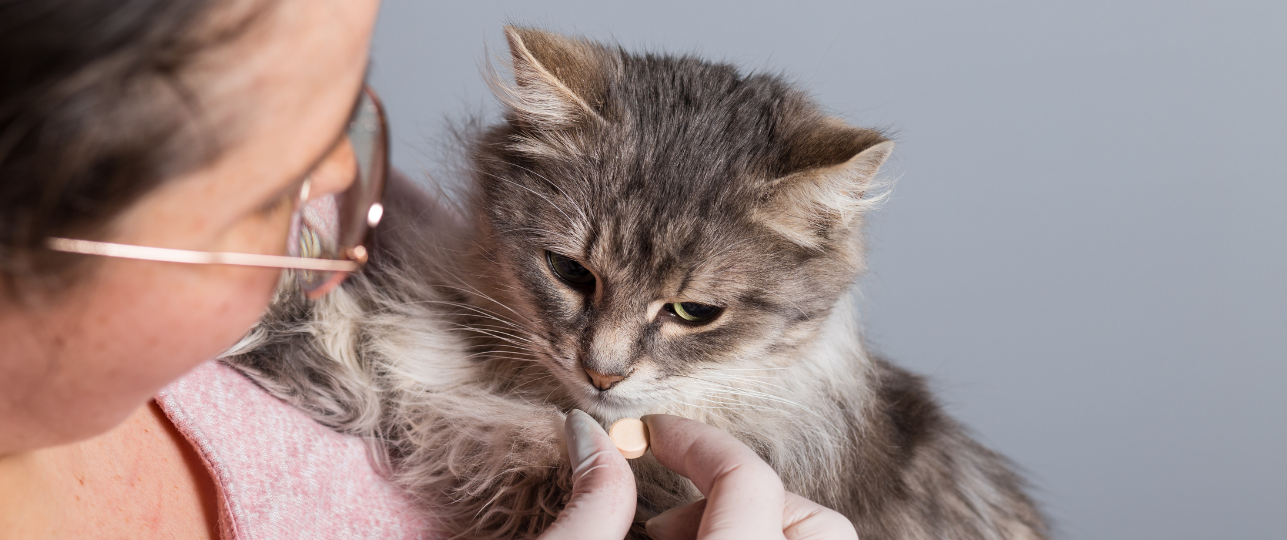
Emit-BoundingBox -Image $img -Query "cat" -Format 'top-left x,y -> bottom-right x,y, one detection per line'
226,26 -> 1051,540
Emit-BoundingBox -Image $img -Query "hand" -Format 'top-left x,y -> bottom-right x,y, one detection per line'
538,409 -> 637,540
642,414 -> 858,540
540,411 -> 856,540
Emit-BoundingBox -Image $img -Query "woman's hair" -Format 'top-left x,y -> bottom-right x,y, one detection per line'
0,0 -> 255,293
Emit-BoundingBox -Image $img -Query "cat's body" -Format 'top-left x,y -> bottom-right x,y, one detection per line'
227,28 -> 1049,540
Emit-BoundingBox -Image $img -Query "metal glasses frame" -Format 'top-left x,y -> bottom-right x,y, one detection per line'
45,86 -> 389,281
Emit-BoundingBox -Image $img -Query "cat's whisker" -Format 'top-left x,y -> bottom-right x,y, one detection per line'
470,344 -> 537,357
432,283 -> 537,323
451,323 -> 536,345
436,283 -> 543,330
700,373 -> 795,393
500,375 -> 554,394
450,322 -> 533,344
459,350 -> 518,363
461,346 -> 539,361
482,356 -> 543,368
694,382 -> 804,408
506,375 -> 559,395
483,347 -> 547,361
662,398 -> 713,415
688,395 -> 743,410
696,385 -> 795,405
451,318 -> 531,335
406,299 -> 535,337
458,330 -> 534,347
389,298 -> 516,326
682,375 -> 825,418
461,239 -> 506,268
465,333 -> 534,350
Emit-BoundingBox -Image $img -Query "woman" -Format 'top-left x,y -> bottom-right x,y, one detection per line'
0,1 -> 855,538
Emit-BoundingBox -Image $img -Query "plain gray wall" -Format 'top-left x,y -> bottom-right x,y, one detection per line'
367,1 -> 1287,538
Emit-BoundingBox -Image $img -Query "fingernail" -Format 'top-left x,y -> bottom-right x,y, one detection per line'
645,499 -> 707,540
565,409 -> 603,471
643,513 -> 670,537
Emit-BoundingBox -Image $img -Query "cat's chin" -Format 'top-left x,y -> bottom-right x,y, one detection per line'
566,389 -> 656,422
539,360 -> 656,419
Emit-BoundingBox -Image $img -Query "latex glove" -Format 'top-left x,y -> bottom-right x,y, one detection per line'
538,409 -> 637,539
643,414 -> 858,540
540,411 -> 857,540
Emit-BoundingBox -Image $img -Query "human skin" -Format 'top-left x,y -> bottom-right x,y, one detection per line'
0,0 -> 381,536
0,0 -> 378,455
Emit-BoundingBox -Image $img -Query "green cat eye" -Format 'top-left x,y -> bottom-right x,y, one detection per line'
547,251 -> 595,286
667,302 -> 722,324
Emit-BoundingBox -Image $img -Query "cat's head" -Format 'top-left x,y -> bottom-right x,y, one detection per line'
470,27 -> 892,419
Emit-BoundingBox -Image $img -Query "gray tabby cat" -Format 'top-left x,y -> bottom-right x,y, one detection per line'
227,27 -> 1050,540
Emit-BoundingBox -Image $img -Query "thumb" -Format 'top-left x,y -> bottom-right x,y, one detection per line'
782,492 -> 858,540
538,409 -> 637,540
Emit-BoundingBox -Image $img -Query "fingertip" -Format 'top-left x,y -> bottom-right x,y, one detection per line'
637,415 -> 787,538
782,492 -> 859,540
542,410 -> 637,540
564,409 -> 610,473
638,414 -> 694,466
638,413 -> 673,429
644,498 -> 705,540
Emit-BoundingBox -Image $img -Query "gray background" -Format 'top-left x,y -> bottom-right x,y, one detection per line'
367,1 -> 1286,538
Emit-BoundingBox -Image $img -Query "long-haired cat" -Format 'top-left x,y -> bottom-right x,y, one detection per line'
227,27 -> 1050,540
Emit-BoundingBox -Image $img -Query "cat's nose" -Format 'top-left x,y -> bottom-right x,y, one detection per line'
584,368 -> 625,391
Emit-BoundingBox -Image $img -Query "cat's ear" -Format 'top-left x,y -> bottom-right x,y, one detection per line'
497,26 -> 618,127
757,124 -> 894,249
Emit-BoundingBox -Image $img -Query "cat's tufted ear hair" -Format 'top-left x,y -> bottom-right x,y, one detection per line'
756,121 -> 894,250
494,26 -> 619,128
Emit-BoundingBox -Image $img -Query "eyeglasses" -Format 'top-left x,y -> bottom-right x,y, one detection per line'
47,86 -> 390,299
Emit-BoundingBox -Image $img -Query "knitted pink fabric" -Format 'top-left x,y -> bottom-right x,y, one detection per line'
155,360 -> 435,540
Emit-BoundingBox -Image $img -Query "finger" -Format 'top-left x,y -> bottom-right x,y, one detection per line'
538,410 -> 636,540
782,492 -> 858,540
642,414 -> 786,540
644,498 -> 707,540
645,493 -> 855,540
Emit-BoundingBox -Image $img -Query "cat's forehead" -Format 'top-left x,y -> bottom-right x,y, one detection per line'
583,202 -> 782,297
605,58 -> 790,181
571,68 -> 794,220
493,54 -> 824,217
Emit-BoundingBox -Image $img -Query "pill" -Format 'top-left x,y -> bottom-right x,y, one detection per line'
609,418 -> 650,459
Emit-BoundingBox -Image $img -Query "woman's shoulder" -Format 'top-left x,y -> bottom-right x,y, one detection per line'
157,360 -> 436,540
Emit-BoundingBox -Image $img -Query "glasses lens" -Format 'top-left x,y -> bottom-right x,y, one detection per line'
290,87 -> 389,298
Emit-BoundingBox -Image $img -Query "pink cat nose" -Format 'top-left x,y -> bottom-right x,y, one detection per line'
584,368 -> 625,391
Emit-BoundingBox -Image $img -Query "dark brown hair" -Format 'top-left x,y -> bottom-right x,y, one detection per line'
0,0 -> 252,292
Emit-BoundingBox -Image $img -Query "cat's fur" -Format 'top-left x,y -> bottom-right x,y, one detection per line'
226,27 -> 1050,540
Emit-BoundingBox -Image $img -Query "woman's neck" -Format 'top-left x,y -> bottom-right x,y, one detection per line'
0,401 -> 219,538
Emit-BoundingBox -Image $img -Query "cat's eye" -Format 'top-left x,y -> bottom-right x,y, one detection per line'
547,251 -> 595,286
666,302 -> 723,324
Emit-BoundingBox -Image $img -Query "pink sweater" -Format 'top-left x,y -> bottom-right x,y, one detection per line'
156,360 -> 436,540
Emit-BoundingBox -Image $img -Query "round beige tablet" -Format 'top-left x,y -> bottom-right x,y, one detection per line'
609,418 -> 650,459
